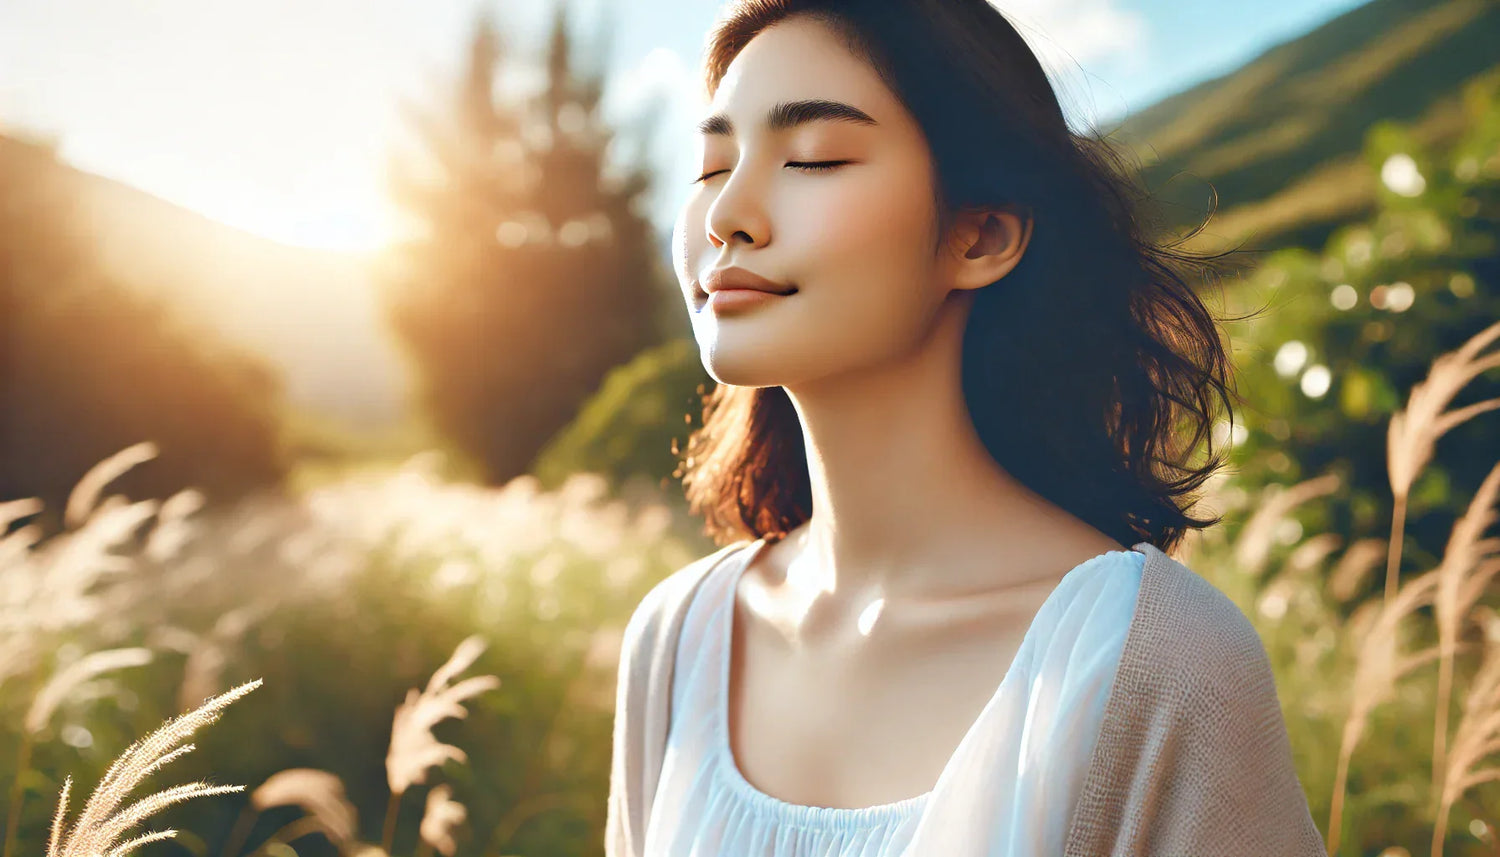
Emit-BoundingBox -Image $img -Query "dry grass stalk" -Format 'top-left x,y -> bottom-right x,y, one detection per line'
0,497 -> 43,533
1327,565 -> 1444,856
417,784 -> 466,857
1286,532 -> 1344,574
1327,538 -> 1389,603
0,477 -> 165,697
171,600 -> 276,714
1258,533 -> 1345,620
25,648 -> 155,734
1432,604 -> 1500,856
44,679 -> 261,857
0,517 -> 42,572
144,488 -> 207,564
62,442 -> 159,531
1430,462 -> 1500,809
3,647 -> 155,857
1233,473 -> 1342,577
250,769 -> 358,846
1385,320 -> 1500,602
382,636 -> 499,853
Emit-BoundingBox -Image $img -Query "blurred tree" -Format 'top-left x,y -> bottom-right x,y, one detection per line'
380,4 -> 675,487
0,133 -> 290,536
1229,67 -> 1500,585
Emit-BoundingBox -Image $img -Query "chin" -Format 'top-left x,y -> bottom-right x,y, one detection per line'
702,359 -> 785,389
695,342 -> 792,388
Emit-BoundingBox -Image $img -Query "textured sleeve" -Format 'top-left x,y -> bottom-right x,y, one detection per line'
1063,559 -> 1327,857
1137,604 -> 1327,855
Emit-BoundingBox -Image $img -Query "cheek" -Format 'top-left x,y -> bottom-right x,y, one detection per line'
792,163 -> 938,306
772,165 -> 943,370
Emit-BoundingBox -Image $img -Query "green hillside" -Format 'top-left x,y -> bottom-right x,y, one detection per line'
1112,0 -> 1500,253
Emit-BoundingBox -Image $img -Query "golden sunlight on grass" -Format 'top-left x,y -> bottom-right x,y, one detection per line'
1385,320 -> 1500,602
42,680 -> 261,857
4,311 -> 1498,853
383,636 -> 500,853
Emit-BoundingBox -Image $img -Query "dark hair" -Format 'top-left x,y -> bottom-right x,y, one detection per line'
675,0 -> 1255,555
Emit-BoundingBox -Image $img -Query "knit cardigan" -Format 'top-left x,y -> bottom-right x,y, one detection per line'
605,539 -> 1327,856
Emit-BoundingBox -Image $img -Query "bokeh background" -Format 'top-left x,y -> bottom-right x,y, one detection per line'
2,0 -> 1499,854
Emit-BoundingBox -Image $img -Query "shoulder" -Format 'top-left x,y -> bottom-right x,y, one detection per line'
1129,543 -> 1281,709
1073,545 -> 1324,853
619,540 -> 750,667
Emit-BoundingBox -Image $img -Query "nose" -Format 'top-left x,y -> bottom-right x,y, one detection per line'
705,166 -> 770,250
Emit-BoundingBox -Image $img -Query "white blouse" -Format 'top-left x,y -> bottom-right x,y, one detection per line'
642,538 -> 1146,857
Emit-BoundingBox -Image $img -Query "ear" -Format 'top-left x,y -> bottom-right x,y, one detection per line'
945,205 -> 1033,292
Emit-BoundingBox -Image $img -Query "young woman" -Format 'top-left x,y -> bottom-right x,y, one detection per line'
608,1 -> 1325,854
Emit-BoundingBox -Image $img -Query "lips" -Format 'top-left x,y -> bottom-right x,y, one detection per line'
700,266 -> 798,296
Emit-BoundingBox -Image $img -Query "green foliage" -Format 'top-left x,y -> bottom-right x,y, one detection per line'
531,338 -> 712,496
1230,66 -> 1500,580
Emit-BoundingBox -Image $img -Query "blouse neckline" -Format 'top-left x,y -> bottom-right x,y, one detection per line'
711,535 -> 1144,828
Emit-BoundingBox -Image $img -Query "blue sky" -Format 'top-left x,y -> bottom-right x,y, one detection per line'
0,0 -> 1373,251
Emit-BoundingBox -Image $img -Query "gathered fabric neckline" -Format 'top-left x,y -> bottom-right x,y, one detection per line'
711,536 -> 1145,827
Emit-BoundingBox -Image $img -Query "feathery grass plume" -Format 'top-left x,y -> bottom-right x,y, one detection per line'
1286,532 -> 1344,574
1385,320 -> 1500,602
44,496 -> 160,588
44,679 -> 261,857
0,497 -> 43,533
63,442 -> 159,531
382,636 -> 499,853
172,600 -> 276,714
1327,565 -> 1444,856
3,648 -> 156,857
250,769 -> 359,847
1327,538 -> 1389,603
0,510 -> 42,572
1429,462 -> 1500,810
1256,534 -> 1344,624
416,784 -> 465,857
1,467 -> 166,698
144,488 -> 207,563
1432,604 -> 1500,856
1232,474 -> 1342,577
25,648 -> 155,735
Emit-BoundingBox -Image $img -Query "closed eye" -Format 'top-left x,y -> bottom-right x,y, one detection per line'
689,160 -> 851,185
786,160 -> 851,172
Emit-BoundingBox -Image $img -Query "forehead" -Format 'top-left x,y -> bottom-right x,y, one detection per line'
706,17 -> 898,133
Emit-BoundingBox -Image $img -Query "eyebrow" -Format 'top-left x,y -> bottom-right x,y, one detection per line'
695,98 -> 879,137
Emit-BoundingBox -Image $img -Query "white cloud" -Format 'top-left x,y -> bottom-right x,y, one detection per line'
990,0 -> 1148,69
985,0 -> 1150,130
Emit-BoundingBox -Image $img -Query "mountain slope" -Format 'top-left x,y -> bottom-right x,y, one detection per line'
1110,0 -> 1500,252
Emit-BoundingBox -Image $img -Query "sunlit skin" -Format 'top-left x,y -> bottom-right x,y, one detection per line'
670,16 -> 1129,809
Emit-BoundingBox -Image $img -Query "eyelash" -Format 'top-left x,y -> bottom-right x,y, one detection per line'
690,161 -> 850,185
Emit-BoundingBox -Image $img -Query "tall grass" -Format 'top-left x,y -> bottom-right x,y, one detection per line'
1,448 -> 689,857
3,325 -> 1498,854
1384,320 -> 1500,605
213,635 -> 498,857
44,680 -> 260,857
1245,320 -> 1500,856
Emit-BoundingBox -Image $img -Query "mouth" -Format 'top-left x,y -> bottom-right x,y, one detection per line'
692,283 -> 798,309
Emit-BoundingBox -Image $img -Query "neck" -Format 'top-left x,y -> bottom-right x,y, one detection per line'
776,295 -> 1083,601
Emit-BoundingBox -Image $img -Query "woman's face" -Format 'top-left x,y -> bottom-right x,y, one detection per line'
672,16 -> 972,390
